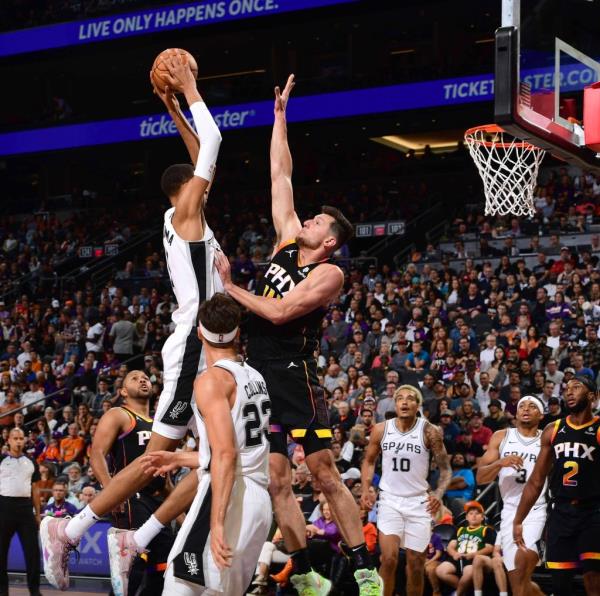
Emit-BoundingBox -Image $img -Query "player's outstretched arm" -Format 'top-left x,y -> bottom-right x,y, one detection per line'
360,422 -> 384,509
195,369 -> 237,570
163,53 -> 221,230
425,422 -> 452,514
140,450 -> 200,476
513,424 -> 554,546
271,74 -> 301,245
90,407 -> 132,489
216,251 -> 343,324
476,429 -> 524,484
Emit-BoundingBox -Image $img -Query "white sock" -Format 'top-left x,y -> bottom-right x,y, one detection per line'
500,592 -> 508,596
474,591 -> 483,596
133,515 -> 165,550
65,505 -> 102,542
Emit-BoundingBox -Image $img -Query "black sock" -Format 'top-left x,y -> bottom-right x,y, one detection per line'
290,548 -> 312,575
350,543 -> 374,570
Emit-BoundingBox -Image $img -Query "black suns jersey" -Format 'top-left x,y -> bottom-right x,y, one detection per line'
108,406 -> 164,495
549,415 -> 600,502
248,240 -> 332,359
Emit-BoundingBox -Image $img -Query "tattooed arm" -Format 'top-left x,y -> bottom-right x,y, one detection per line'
425,421 -> 452,515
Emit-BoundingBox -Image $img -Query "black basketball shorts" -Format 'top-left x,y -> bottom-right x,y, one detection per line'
248,356 -> 332,457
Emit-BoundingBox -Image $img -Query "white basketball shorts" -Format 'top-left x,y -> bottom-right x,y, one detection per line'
153,324 -> 205,440
164,470 -> 272,595
500,503 -> 546,572
377,490 -> 433,552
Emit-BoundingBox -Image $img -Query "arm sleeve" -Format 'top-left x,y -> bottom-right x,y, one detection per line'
190,102 -> 222,182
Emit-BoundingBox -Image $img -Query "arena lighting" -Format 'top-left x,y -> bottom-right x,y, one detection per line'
475,38 -> 495,44
390,49 -> 416,55
373,131 -> 464,154
197,68 -> 266,81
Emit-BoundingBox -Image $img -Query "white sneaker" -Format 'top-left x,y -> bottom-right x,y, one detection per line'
107,528 -> 144,596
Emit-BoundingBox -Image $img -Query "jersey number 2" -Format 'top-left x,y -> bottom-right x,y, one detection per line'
562,461 -> 579,487
242,399 -> 271,448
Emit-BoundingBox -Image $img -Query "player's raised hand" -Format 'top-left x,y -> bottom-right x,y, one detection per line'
274,74 -> 295,115
500,454 -> 524,470
150,73 -> 180,114
140,450 -> 179,477
163,50 -> 197,94
214,249 -> 233,290
211,523 -> 232,569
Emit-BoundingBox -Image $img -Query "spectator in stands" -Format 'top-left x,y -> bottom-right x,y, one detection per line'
483,398 -> 508,432
42,481 -> 79,517
109,309 -> 136,361
0,390 -> 18,427
59,423 -> 85,467
445,453 -> 476,518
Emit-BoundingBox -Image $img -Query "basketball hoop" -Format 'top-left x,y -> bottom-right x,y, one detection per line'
464,124 -> 546,218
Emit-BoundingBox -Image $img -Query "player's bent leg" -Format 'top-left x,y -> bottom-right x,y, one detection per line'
491,554 -> 509,594
509,548 -> 539,596
378,533 -> 400,596
583,570 -> 600,596
405,548 -> 427,596
163,564 -> 201,596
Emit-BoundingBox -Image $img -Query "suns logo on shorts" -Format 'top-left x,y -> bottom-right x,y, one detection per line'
183,552 -> 199,575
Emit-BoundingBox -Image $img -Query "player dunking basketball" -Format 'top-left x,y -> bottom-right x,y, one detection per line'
360,385 -> 452,596
477,396 -> 546,596
215,75 -> 382,595
514,376 -> 600,596
40,52 -> 224,590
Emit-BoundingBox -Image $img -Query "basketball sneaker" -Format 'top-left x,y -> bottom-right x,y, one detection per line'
40,516 -> 78,590
354,568 -> 384,595
290,570 -> 332,596
107,528 -> 145,596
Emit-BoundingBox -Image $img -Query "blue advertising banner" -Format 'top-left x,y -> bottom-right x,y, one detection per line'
8,521 -> 111,576
0,0 -> 357,57
0,60 -> 596,156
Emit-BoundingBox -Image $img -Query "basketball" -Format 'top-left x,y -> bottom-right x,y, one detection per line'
151,48 -> 198,93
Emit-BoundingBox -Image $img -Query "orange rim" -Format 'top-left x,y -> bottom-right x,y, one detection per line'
464,124 -> 542,151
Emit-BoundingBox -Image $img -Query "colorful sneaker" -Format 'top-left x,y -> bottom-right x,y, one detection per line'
354,568 -> 384,595
107,528 -> 145,596
290,570 -> 332,596
40,516 -> 78,590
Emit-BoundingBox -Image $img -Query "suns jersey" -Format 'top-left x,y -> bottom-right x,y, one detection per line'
247,240 -> 332,359
549,415 -> 600,502
163,208 -> 223,326
194,359 -> 270,487
379,417 -> 430,497
498,427 -> 546,508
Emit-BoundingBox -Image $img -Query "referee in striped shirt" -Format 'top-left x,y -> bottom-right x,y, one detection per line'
0,427 -> 42,596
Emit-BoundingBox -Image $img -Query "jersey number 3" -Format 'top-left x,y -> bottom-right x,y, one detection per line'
242,399 -> 271,448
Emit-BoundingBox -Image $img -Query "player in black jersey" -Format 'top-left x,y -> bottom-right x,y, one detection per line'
514,375 -> 600,596
216,75 -> 383,595
90,370 -> 174,596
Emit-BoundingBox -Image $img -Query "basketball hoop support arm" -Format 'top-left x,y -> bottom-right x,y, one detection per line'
501,0 -> 519,28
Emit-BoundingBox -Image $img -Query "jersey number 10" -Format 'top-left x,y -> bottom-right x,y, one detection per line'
391,457 -> 411,472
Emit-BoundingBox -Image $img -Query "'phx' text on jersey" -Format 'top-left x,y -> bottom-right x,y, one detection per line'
549,416 -> 600,502
247,240 -> 330,359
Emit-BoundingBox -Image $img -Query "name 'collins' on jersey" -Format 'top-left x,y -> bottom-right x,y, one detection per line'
194,359 -> 271,487
379,417 -> 430,497
498,427 -> 546,508
163,208 -> 223,326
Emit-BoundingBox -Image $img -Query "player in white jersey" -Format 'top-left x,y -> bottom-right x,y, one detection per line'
476,396 -> 546,596
41,52 -> 224,591
361,385 -> 452,596
140,293 -> 272,595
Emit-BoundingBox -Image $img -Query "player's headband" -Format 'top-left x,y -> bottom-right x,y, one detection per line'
199,323 -> 238,344
517,395 -> 544,415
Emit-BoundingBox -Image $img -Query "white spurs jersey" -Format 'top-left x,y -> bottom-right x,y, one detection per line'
195,359 -> 270,487
163,207 -> 223,326
498,427 -> 546,508
379,417 -> 430,497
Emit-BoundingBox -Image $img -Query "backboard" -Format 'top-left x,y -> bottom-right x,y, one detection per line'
494,0 -> 600,170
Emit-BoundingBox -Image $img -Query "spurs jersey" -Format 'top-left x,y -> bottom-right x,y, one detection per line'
549,415 -> 600,502
248,240 -> 332,359
498,427 -> 545,508
379,417 -> 430,497
163,208 -> 223,326
195,359 -> 270,487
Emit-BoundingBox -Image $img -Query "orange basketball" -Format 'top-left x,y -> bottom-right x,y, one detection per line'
151,48 -> 198,93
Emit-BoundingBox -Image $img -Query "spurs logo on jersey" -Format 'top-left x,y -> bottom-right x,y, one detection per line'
498,427 -> 546,508
194,359 -> 271,487
379,417 -> 430,497
162,208 -> 223,326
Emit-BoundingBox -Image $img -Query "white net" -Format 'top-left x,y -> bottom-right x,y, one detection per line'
465,126 -> 546,218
